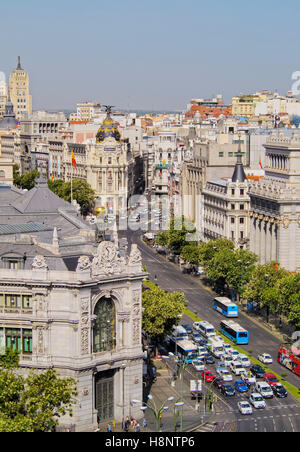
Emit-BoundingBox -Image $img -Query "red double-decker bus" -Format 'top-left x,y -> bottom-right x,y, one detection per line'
277,345 -> 300,377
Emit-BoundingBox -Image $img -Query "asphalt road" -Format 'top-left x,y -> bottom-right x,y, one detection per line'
122,229 -> 300,432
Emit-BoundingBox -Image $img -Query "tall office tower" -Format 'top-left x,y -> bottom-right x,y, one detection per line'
9,56 -> 32,119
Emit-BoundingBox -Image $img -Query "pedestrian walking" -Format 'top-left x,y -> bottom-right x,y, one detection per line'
136,422 -> 141,432
107,423 -> 112,433
142,417 -> 147,428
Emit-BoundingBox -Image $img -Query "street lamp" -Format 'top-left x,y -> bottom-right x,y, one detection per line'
131,395 -> 174,432
173,402 -> 184,432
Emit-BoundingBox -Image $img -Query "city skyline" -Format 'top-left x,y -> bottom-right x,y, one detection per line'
1,0 -> 300,111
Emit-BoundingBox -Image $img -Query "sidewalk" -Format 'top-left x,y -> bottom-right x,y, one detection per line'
98,360 -> 214,433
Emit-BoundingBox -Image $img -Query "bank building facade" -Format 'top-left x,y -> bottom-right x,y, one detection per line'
0,181 -> 144,431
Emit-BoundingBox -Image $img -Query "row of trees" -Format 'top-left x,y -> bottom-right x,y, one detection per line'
0,349 -> 77,432
13,166 -> 95,215
156,219 -> 300,329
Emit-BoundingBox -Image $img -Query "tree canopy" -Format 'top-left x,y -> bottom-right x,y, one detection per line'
0,349 -> 77,432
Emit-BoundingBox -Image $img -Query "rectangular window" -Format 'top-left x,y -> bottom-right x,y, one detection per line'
231,217 -> 235,224
240,217 -> 244,224
231,204 -> 235,210
219,152 -> 224,157
5,294 -> 21,308
231,189 -> 235,196
22,329 -> 32,354
240,204 -> 244,210
22,295 -> 32,309
9,261 -> 18,270
240,189 -> 244,196
0,294 -> 3,308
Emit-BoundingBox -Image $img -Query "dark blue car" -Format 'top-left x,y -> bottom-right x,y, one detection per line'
234,380 -> 249,393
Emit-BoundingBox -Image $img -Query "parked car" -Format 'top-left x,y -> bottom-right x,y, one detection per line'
258,353 -> 273,365
234,380 -> 249,393
193,322 -> 201,331
249,393 -> 266,409
250,364 -> 265,379
255,382 -> 274,399
202,370 -> 215,383
192,360 -> 205,372
220,384 -> 235,397
238,401 -> 253,415
263,373 -> 279,387
272,383 -> 288,398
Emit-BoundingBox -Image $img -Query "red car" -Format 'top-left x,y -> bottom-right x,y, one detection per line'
202,370 -> 215,383
264,373 -> 279,386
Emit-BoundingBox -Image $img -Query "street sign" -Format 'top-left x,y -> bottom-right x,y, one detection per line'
190,380 -> 202,393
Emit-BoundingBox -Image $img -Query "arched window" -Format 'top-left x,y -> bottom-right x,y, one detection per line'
93,297 -> 116,353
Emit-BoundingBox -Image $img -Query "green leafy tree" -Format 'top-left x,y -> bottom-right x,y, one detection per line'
277,273 -> 300,328
157,216 -> 196,254
0,349 -> 77,432
15,170 -> 40,190
244,262 -> 288,322
142,286 -> 187,352
198,238 -> 234,267
48,178 -> 95,215
180,245 -> 202,266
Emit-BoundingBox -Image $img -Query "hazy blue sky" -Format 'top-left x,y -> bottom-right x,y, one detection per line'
2,0 -> 299,111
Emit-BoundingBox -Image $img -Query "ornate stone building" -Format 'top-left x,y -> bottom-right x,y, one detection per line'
248,131 -> 300,271
64,109 -> 134,214
0,180 -> 145,431
202,147 -> 250,248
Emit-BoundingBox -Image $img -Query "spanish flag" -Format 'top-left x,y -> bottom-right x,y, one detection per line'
72,151 -> 77,169
259,158 -> 263,169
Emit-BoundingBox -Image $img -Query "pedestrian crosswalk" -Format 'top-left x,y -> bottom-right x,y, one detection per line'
195,422 -> 216,432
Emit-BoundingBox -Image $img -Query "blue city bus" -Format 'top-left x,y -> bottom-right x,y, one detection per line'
220,320 -> 249,345
213,297 -> 239,317
172,339 -> 199,363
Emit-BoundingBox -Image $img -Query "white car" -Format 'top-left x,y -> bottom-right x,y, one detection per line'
236,354 -> 251,368
217,369 -> 233,382
193,322 -> 201,331
238,401 -> 253,415
198,346 -> 207,358
258,353 -> 273,365
228,348 -> 240,360
255,382 -> 273,399
249,392 -> 266,409
223,354 -> 234,366
230,361 -> 246,376
223,343 -> 232,352
192,360 -> 205,372
241,372 -> 256,385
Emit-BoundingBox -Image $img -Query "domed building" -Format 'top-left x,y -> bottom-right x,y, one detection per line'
65,106 -> 135,215
96,107 -> 120,143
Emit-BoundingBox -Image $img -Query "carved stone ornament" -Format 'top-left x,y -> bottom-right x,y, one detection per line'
281,216 -> 290,229
91,241 -> 125,277
128,244 -> 142,269
32,255 -> 48,270
76,255 -> 91,272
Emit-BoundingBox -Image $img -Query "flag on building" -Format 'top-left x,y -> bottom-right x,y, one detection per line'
259,158 -> 263,169
72,151 -> 77,168
51,174 -> 54,182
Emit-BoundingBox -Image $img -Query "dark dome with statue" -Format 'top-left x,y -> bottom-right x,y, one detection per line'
96,106 -> 121,143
